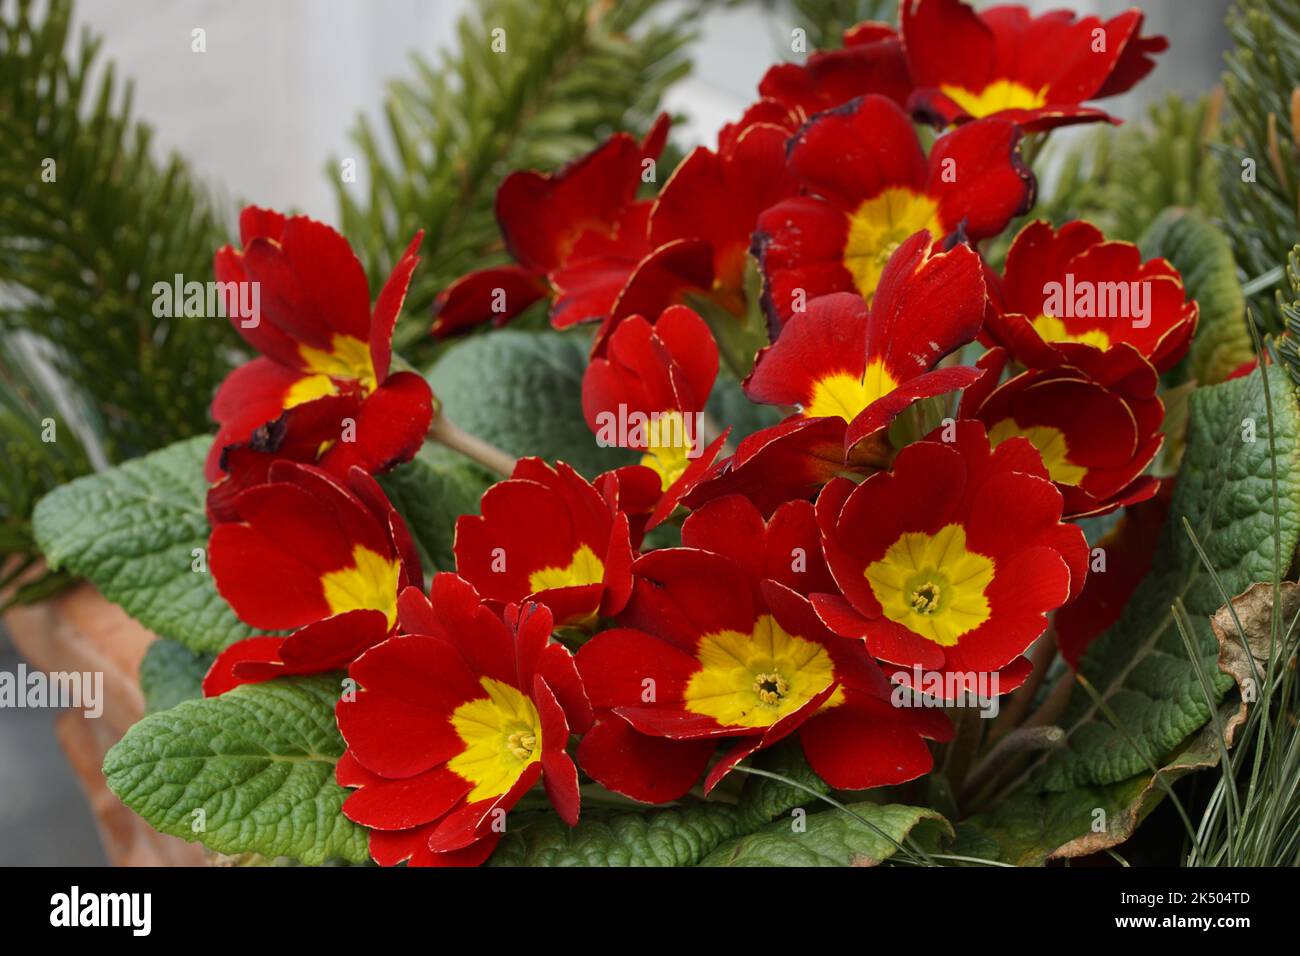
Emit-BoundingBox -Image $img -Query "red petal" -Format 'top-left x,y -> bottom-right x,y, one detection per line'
202,636 -> 286,697
576,626 -> 701,709
901,0 -> 994,98
341,757 -> 473,831
680,417 -> 848,517
238,206 -> 287,245
800,693 -> 948,789
786,95 -> 927,210
242,215 -> 372,349
339,635 -> 483,778
927,119 -> 1034,239
745,292 -> 868,409
214,243 -> 301,367
369,231 -> 422,381
496,133 -> 645,274
207,357 -> 315,482
534,675 -> 580,826
432,265 -> 548,338
576,716 -> 713,804
316,371 -> 433,477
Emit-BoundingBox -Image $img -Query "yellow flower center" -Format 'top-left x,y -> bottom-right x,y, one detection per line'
448,677 -> 543,802
751,672 -> 789,705
683,614 -> 840,728
940,80 -> 1048,118
320,544 -> 400,628
804,362 -> 899,422
843,188 -> 943,301
1031,314 -> 1111,350
865,524 -> 994,647
286,334 -> 378,406
639,411 -> 694,491
529,544 -> 605,593
987,418 -> 1088,486
506,731 -> 537,760
910,582 -> 942,614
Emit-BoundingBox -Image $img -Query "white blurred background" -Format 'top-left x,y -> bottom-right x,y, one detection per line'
68,0 -> 1232,221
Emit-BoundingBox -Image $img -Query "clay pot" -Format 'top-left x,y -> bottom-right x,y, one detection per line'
2,576 -> 205,866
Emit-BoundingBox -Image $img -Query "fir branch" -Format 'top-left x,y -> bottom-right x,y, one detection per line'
1035,93 -> 1225,244
0,0 -> 237,462
0,332 -> 92,551
1274,245 -> 1300,384
1219,0 -> 1300,332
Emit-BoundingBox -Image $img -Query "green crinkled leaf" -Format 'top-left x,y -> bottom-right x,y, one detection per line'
490,745 -> 835,867
103,675 -> 368,865
488,801 -> 756,867
700,803 -> 952,867
139,639 -> 212,715
427,330 -> 637,478
956,703 -> 1237,866
378,445 -> 491,572
32,435 -> 260,653
731,740 -> 829,825
1037,366 -> 1299,791
1139,208 -> 1252,385
956,775 -> 1160,867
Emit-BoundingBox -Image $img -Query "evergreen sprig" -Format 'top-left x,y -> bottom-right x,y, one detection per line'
0,332 -> 93,605
1037,93 -> 1225,244
1276,245 -> 1300,384
331,0 -> 698,364
1219,0 -> 1300,332
0,0 -> 237,461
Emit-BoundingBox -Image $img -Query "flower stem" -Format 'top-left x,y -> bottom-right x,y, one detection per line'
962,726 -> 1066,808
427,412 -> 517,477
986,628 -> 1058,744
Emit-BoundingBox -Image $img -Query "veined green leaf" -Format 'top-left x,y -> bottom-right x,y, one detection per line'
103,675 -> 368,865
139,638 -> 212,715
32,435 -> 260,653
700,803 -> 951,867
427,330 -> 637,478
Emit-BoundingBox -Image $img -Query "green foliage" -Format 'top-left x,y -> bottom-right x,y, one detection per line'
731,740 -> 828,823
1220,0 -> 1300,331
32,435 -> 263,654
1139,208 -> 1252,386
705,373 -> 782,444
1276,245 -> 1300,385
427,329 -> 637,477
377,445 -> 492,573
489,801 -> 755,866
332,0 -> 697,365
1189,583 -> 1300,866
139,638 -> 212,715
955,718 -> 1231,866
0,332 -> 96,603
0,0 -> 237,461
701,803 -> 950,866
490,743 -> 945,867
1037,94 -> 1224,245
104,675 -> 369,865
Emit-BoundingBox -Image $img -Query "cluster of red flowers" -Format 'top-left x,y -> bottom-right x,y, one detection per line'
201,0 -> 1186,866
